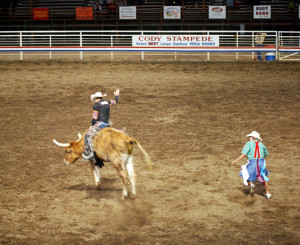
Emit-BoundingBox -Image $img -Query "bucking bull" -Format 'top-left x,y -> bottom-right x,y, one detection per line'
53,127 -> 152,199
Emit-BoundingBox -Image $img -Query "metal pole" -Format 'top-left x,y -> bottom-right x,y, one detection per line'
276,31 -> 278,61
111,35 -> 113,60
141,31 -> 144,60
252,31 -> 254,60
49,35 -> 52,60
20,32 -> 23,60
207,31 -> 209,61
236,32 -> 239,61
80,32 -> 83,60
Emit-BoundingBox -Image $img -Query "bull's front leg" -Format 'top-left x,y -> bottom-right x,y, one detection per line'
90,161 -> 101,188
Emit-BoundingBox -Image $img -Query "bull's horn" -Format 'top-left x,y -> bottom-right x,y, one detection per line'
76,133 -> 82,142
53,139 -> 70,147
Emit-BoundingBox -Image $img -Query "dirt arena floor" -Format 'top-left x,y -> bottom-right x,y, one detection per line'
0,60 -> 299,245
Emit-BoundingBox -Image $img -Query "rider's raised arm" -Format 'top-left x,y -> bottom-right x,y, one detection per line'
111,88 -> 120,105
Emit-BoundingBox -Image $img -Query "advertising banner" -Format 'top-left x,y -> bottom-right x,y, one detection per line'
132,35 -> 219,47
33,8 -> 49,21
119,6 -> 136,19
76,7 -> 93,20
253,5 -> 271,19
164,6 -> 181,19
209,6 -> 226,19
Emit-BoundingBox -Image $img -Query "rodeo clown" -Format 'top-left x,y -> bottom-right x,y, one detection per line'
82,88 -> 120,160
231,131 -> 272,199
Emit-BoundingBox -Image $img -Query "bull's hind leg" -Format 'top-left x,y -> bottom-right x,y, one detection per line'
126,155 -> 136,197
90,161 -> 101,188
113,161 -> 130,199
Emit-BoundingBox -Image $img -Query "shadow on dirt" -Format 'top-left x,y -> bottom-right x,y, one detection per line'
240,182 -> 267,198
64,177 -> 123,200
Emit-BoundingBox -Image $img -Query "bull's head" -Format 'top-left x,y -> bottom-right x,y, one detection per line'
53,133 -> 84,165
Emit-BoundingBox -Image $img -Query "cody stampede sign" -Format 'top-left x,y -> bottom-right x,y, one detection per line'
132,35 -> 219,47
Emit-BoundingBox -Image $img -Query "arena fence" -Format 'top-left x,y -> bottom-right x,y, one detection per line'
0,30 -> 299,61
278,31 -> 300,61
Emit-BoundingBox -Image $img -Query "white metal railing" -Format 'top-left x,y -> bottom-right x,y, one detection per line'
0,30 -> 298,61
278,31 -> 300,61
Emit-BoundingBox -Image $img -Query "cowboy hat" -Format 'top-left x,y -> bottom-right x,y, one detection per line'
90,92 -> 106,103
246,131 -> 262,141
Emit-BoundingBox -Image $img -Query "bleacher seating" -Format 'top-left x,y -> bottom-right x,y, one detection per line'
13,0 -> 85,18
12,0 -> 31,16
34,0 -> 85,7
0,0 -> 298,31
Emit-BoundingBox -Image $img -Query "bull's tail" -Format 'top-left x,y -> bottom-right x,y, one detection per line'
129,139 -> 153,169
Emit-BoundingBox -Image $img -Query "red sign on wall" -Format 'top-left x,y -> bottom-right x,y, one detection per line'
33,8 -> 49,21
76,7 -> 93,20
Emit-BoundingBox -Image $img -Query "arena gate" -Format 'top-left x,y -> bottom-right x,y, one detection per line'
0,30 -> 299,61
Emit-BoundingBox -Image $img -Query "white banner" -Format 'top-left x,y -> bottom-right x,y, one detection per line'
164,6 -> 181,19
119,6 -> 136,19
253,5 -> 271,19
209,6 -> 226,19
132,35 -> 219,47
